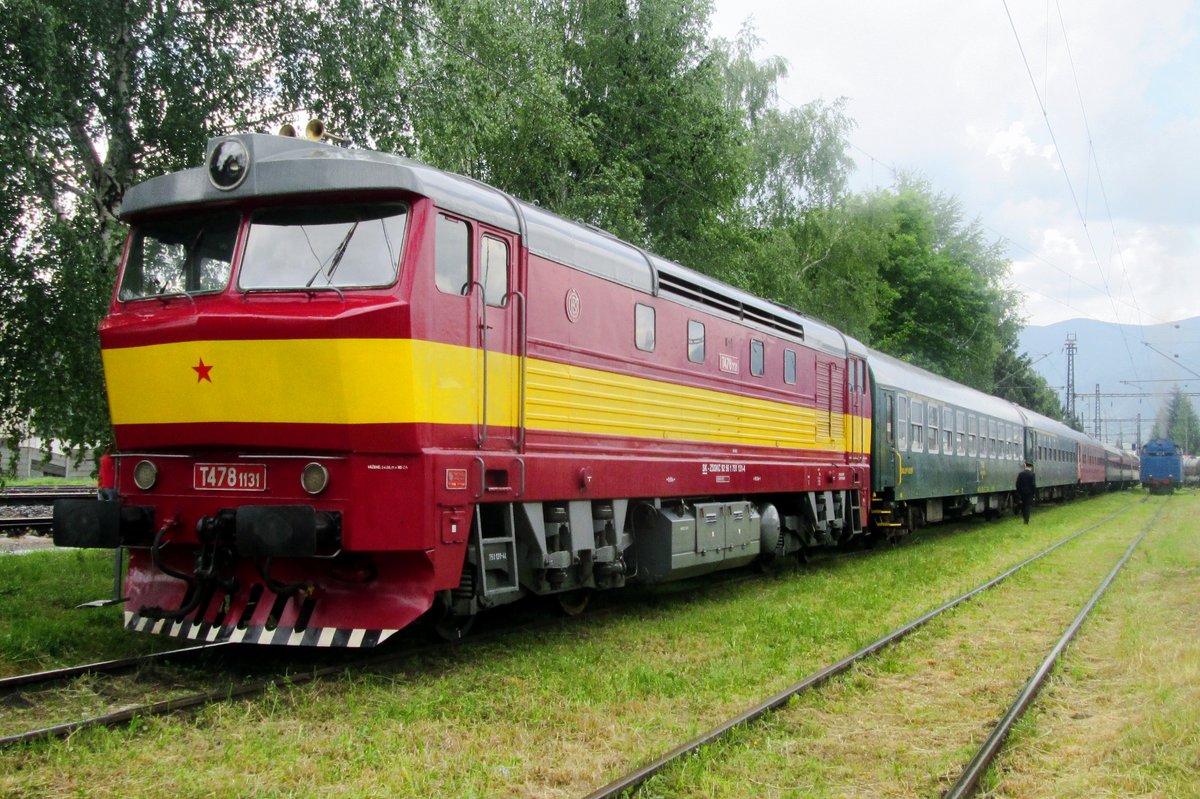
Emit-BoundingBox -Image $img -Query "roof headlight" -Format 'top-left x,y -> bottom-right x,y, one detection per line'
208,138 -> 249,190
133,459 -> 158,491
301,462 -> 329,495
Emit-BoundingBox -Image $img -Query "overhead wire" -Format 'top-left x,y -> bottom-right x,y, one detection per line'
1001,0 -> 1142,382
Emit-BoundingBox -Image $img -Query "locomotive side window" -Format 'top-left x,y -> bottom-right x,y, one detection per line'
240,204 -> 407,290
434,214 -> 470,296
750,339 -> 765,377
688,320 -> 706,363
481,236 -> 509,307
120,211 -> 239,300
784,348 -> 796,384
635,303 -> 656,352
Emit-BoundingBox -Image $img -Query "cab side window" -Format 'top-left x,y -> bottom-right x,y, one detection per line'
435,215 -> 470,296
481,236 -> 509,307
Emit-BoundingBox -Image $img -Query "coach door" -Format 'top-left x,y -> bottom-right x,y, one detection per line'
472,225 -> 522,452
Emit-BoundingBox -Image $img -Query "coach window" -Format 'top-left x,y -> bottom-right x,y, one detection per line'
987,419 -> 996,458
897,395 -> 909,451
956,410 -> 966,455
885,395 -> 895,445
435,215 -> 470,296
927,404 -> 939,454
687,320 -> 705,363
481,236 -> 509,307
750,339 -> 765,377
635,303 -> 656,352
910,399 -> 924,452
943,407 -> 954,455
967,415 -> 977,457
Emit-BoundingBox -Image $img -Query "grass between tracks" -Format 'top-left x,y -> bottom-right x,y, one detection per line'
984,495 -> 1200,799
0,491 -> 1185,798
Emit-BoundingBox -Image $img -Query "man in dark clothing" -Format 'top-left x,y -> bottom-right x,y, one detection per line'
1015,462 -> 1036,524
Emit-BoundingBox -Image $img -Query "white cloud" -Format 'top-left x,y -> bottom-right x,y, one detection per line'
709,0 -> 1200,339
976,122 -> 1057,173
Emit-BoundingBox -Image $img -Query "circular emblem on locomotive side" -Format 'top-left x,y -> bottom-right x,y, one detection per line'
565,288 -> 581,323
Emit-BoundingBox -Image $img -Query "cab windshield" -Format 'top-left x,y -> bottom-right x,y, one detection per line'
119,212 -> 239,300
238,204 -> 407,291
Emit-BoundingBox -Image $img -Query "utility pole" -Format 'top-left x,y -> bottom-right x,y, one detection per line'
1094,383 -> 1101,438
1064,334 -> 1077,421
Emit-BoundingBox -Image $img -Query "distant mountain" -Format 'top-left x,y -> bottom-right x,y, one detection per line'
1017,316 -> 1200,449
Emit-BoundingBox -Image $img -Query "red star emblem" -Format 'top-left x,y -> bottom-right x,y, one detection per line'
192,358 -> 214,383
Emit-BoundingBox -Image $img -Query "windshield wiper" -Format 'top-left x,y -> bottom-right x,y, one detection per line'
305,221 -> 359,289
154,289 -> 196,305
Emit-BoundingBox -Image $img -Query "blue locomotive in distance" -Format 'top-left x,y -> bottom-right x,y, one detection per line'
1139,437 -> 1184,493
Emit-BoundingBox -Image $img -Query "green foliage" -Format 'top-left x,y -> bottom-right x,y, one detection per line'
0,0 -> 290,460
1151,386 -> 1200,454
865,176 -> 1024,394
1,0 -> 1054,455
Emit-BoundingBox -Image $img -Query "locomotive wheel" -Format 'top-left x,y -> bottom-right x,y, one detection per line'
432,606 -> 476,642
556,589 -> 591,617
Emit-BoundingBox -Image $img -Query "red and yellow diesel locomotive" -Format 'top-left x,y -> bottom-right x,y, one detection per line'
54,129 -> 871,646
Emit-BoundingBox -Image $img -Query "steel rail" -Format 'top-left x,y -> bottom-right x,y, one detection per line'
0,605 -> 575,750
941,502 -> 1164,798
580,504 -> 1138,799
0,488 -> 95,505
0,515 -> 53,533
0,642 -> 231,695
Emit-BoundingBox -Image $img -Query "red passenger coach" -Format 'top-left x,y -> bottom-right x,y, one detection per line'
53,130 -> 870,646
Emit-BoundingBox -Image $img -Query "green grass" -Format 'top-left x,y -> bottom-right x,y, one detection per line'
0,491 -> 1176,798
0,549 -> 170,674
1,476 -> 95,488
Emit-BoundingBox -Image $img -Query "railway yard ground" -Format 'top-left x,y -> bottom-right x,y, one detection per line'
0,490 -> 1196,798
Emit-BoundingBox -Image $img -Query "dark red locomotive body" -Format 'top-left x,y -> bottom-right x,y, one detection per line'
54,132 -> 870,645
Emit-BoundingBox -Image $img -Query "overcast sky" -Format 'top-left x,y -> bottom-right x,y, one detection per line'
708,1 -> 1199,332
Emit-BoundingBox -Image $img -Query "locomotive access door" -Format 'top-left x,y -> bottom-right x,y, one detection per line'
472,225 -> 522,452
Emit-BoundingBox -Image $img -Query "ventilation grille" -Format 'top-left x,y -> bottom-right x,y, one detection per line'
657,271 -> 805,341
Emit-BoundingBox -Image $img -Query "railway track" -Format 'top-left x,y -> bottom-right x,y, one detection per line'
0,540 -> 873,751
943,502 -> 1163,798
580,500 -> 1152,799
0,514 -> 53,535
0,485 -> 89,538
0,486 -> 95,505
